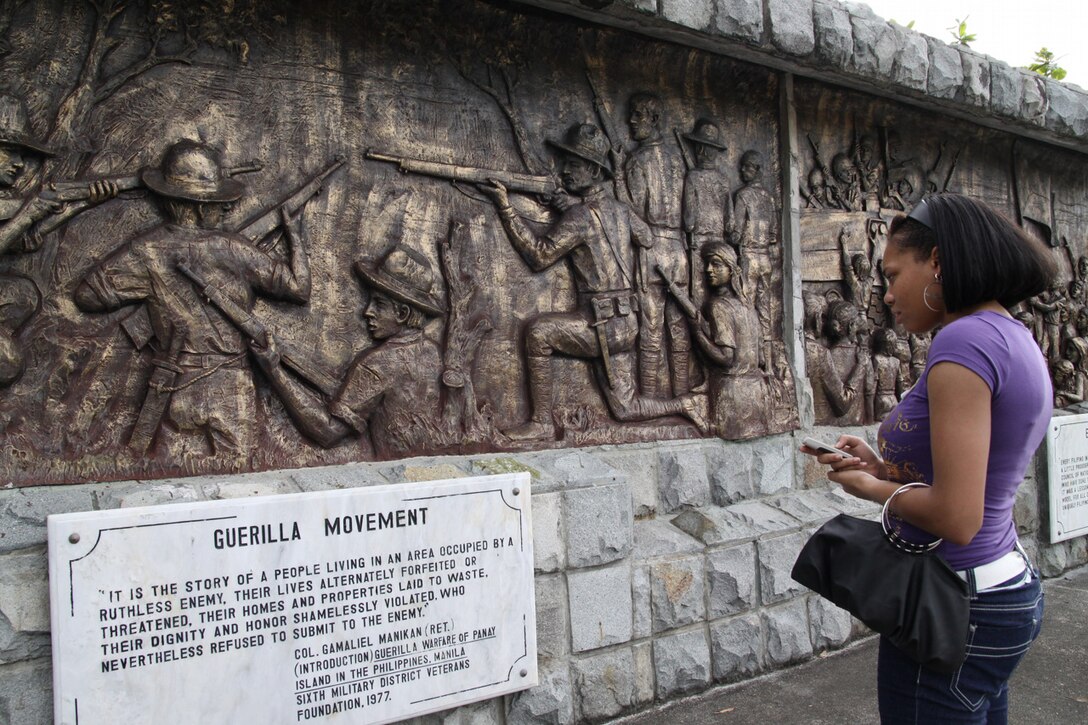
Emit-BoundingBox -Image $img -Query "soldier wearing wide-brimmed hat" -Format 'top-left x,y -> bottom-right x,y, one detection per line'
75,138 -> 311,464
249,243 -> 444,458
0,92 -> 60,250
683,117 -> 735,266
141,139 -> 244,205
478,121 -> 707,441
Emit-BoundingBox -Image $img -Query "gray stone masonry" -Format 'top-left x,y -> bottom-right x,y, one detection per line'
1,432 -> 1085,724
516,0 -> 1088,155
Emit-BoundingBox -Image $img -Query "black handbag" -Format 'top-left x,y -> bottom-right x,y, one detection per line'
791,483 -> 971,674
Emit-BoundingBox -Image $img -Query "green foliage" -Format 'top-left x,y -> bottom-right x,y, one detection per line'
947,17 -> 975,47
1028,47 -> 1067,80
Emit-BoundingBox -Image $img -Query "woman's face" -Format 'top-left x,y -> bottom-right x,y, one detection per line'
882,238 -> 943,334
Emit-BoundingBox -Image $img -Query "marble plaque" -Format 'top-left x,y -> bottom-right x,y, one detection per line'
1046,414 -> 1088,543
47,473 -> 536,724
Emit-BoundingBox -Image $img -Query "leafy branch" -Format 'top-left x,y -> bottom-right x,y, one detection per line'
1027,47 -> 1067,80
947,17 -> 975,47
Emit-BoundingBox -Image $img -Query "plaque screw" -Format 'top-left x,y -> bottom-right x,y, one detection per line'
69,533 -> 80,544
520,669 -> 528,677
512,487 -> 521,496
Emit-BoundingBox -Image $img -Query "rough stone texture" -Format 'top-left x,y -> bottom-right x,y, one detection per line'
891,24 -> 928,91
990,60 -> 1025,118
845,3 -> 898,80
396,463 -> 470,483
661,0 -> 714,33
1039,541 -> 1071,578
507,660 -> 574,725
633,641 -> 655,705
958,49 -> 991,108
651,556 -> 705,632
535,574 -> 570,659
0,547 -> 50,663
114,482 -> 207,509
710,0 -> 763,43
533,492 -> 565,574
213,479 -> 300,499
926,35 -> 964,100
709,613 -> 764,682
1015,480 -> 1039,537
618,0 -> 657,14
658,447 -> 710,513
670,507 -> 760,547
0,658 -> 52,725
653,628 -> 711,699
812,0 -> 852,67
707,444 -> 757,505
599,448 -> 659,518
728,501 -> 802,534
768,0 -> 815,58
417,699 -> 504,725
568,564 -> 633,652
758,531 -> 809,605
564,484 -> 632,568
808,596 -> 854,651
707,543 -> 757,618
0,486 -> 97,552
1046,79 -> 1088,137
571,647 -> 637,720
770,488 -> 855,525
1022,72 -> 1049,125
708,438 -> 791,505
541,452 -> 625,489
763,599 -> 814,666
633,518 -> 703,561
632,564 -> 652,639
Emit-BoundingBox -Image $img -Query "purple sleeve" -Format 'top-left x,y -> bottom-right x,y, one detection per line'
924,317 -> 1002,394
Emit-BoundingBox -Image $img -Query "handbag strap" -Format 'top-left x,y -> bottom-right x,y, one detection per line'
881,482 -> 942,554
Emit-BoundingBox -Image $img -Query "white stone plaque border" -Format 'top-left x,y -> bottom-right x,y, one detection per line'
1046,413 -> 1088,543
48,472 -> 537,724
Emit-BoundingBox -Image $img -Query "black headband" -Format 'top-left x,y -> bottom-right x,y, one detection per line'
907,198 -> 933,229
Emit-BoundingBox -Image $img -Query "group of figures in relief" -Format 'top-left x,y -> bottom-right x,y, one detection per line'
0,85 -> 796,470
801,126 -> 1088,426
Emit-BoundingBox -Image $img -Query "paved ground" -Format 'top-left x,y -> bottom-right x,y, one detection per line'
614,565 -> 1088,725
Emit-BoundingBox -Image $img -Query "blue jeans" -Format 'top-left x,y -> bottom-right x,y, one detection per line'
877,573 -> 1044,724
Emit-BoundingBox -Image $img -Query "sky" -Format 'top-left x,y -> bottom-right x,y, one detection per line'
857,0 -> 1087,89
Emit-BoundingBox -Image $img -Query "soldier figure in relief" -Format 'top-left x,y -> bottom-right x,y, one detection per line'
0,93 -> 115,385
74,139 -> 311,466
251,246 -> 444,458
731,150 -> 779,371
481,123 -> 707,441
681,118 -> 732,306
624,92 -> 691,397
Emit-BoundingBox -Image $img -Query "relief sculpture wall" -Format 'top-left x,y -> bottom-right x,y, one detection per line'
796,77 -> 1088,429
0,0 -> 799,485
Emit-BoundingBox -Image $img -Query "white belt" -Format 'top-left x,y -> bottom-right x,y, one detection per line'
956,548 -> 1029,594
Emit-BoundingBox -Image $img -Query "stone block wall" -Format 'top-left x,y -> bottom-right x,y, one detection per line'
3,428 -> 1083,723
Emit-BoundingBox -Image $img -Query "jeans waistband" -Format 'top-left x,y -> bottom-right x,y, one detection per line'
956,548 -> 1028,594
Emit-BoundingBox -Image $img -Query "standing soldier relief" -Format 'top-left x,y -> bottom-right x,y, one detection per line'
624,92 -> 691,397
74,139 -> 312,467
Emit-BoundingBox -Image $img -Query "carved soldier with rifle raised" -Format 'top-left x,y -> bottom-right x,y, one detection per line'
74,139 -> 313,467
0,92 -> 118,386
480,123 -> 707,441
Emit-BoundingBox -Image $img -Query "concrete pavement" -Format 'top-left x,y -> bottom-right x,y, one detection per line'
614,565 -> 1088,725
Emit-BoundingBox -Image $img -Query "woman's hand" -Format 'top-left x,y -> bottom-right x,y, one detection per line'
829,434 -> 888,480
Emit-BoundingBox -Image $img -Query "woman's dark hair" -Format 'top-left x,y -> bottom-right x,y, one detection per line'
887,193 -> 1056,313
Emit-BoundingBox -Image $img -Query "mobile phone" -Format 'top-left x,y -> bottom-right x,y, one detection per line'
801,436 -> 846,457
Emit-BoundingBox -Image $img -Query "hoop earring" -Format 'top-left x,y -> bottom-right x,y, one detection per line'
923,273 -> 944,313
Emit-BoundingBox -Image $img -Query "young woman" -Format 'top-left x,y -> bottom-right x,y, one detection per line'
802,193 -> 1056,723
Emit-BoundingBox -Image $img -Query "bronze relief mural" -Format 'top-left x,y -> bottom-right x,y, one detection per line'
0,0 -> 797,485
796,78 -> 1088,426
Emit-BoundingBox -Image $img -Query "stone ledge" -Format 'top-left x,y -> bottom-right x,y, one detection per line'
514,0 -> 1088,155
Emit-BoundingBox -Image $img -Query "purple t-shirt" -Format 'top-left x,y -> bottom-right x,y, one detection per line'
877,311 -> 1052,570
